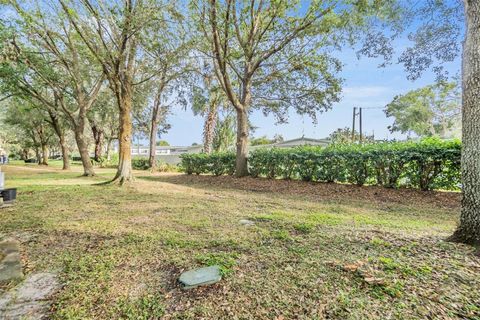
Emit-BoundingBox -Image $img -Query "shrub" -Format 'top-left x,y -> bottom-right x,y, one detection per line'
180,152 -> 235,176
132,158 -> 151,170
179,139 -> 461,191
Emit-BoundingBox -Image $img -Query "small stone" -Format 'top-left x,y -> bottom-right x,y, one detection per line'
239,219 -> 255,226
179,266 -> 222,289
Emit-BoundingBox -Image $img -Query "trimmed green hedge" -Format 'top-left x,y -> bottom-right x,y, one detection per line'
180,152 -> 236,176
180,138 -> 461,191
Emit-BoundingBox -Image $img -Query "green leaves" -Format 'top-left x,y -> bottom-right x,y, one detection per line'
180,138 -> 461,191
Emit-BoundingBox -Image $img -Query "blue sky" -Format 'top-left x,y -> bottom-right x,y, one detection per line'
162,41 -> 461,146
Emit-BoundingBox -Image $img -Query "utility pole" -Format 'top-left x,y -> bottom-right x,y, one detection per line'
352,107 -> 357,142
359,107 -> 363,143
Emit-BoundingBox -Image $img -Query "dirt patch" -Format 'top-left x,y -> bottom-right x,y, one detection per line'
148,174 -> 461,210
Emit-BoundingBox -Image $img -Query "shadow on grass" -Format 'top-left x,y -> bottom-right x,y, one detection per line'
135,173 -> 461,210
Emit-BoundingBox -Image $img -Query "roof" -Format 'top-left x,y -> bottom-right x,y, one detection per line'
275,137 -> 330,146
250,136 -> 331,149
132,145 -> 202,150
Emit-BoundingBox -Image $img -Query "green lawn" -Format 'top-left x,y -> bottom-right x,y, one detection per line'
0,164 -> 479,319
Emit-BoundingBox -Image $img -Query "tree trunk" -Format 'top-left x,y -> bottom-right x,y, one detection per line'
21,149 -> 28,161
148,107 -> 158,169
59,137 -> 70,170
74,125 -> 95,176
235,108 -> 249,177
450,0 -> 480,246
35,147 -> 41,164
203,103 -> 217,154
48,111 -> 70,170
113,94 -> 133,184
91,123 -> 105,162
41,144 -> 48,166
106,138 -> 113,161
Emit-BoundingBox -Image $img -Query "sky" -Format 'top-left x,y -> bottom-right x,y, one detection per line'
161,42 -> 461,146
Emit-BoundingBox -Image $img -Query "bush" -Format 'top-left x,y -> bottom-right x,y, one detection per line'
180,152 -> 235,176
130,157 -> 180,172
180,138 -> 461,191
132,158 -> 151,170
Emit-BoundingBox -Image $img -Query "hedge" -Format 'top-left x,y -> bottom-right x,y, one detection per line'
180,138 -> 461,191
180,152 -> 236,176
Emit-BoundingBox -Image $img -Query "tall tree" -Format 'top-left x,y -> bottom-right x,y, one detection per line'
193,0 -> 389,176
212,113 -> 236,152
3,98 -> 55,165
385,82 -> 461,138
60,0 -> 171,184
1,2 -> 104,175
192,64 -> 226,154
362,1 -> 478,247
453,1 -> 480,247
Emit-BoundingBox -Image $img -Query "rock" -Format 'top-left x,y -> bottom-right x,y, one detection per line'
0,239 -> 23,282
179,266 -> 222,289
2,301 -> 50,319
0,272 -> 60,320
15,273 -> 59,302
239,219 -> 255,226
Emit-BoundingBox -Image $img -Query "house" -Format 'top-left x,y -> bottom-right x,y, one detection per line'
131,144 -> 203,164
250,136 -> 330,150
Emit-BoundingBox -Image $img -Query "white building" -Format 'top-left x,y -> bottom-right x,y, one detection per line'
250,136 -> 330,150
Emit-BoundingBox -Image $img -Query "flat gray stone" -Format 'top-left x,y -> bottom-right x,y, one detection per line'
0,272 -> 60,319
179,266 -> 222,289
16,273 -> 59,302
239,219 -> 255,226
2,300 -> 49,319
0,239 -> 23,282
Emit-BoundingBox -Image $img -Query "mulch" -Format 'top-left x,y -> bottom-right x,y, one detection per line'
153,174 -> 461,210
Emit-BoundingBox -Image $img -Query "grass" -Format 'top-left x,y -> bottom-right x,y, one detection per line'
0,164 -> 479,319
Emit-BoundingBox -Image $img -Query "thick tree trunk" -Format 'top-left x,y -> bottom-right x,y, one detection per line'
203,104 -> 217,154
235,108 -> 249,177
74,124 -> 95,176
113,94 -> 133,184
450,0 -> 480,246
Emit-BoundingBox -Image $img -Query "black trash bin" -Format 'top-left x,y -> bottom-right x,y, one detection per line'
1,188 -> 17,203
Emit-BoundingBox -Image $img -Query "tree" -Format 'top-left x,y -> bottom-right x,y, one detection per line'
1,2 -> 104,175
329,127 -> 374,144
212,113 -> 235,152
453,1 -> 480,247
385,82 -> 461,138
250,134 -> 284,146
195,1 -> 378,176
3,98 -> 55,165
191,58 -> 228,154
156,140 -> 169,146
59,0 -> 169,183
362,1 -> 478,247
